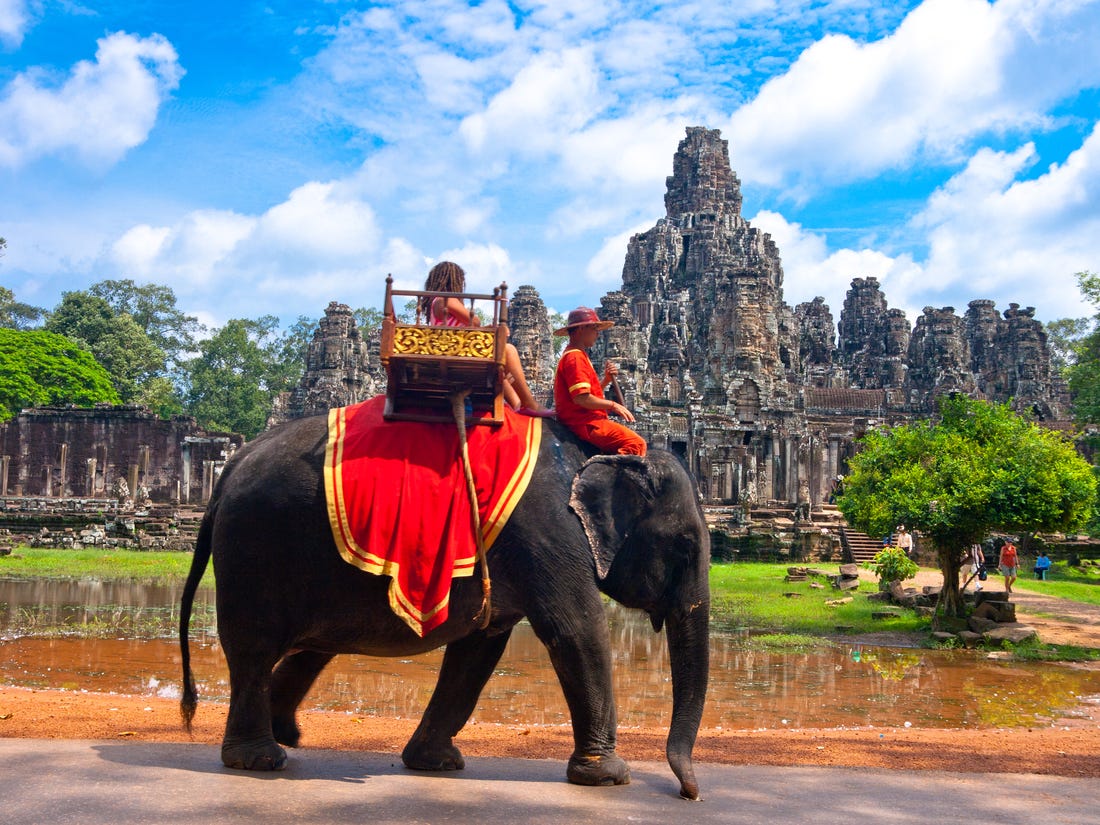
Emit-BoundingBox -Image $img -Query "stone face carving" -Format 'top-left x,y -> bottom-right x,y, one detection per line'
268,301 -> 378,427
507,285 -> 555,405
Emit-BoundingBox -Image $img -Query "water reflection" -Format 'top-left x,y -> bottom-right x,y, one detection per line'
2,578 -> 1099,730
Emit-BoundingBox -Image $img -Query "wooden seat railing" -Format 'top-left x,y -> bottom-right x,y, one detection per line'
379,274 -> 509,426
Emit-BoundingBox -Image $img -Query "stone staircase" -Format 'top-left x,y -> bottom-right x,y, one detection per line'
840,525 -> 882,564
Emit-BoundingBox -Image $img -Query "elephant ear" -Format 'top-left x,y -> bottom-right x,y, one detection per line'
569,454 -> 655,580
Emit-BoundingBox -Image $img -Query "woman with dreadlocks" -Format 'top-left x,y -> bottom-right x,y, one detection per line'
422,261 -> 550,416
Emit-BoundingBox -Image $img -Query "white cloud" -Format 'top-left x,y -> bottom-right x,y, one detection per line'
750,209 -> 922,319
586,223 -> 651,286
0,31 -> 183,167
245,181 -> 382,263
105,182 -> 431,323
0,0 -> 30,47
459,47 -> 607,155
430,242 -> 522,294
725,0 -> 1100,194
111,210 -> 256,286
914,122 -> 1100,321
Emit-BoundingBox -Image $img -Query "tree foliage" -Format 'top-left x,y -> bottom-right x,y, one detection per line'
0,329 -> 120,421
1046,316 -> 1089,373
839,396 -> 1095,616
0,286 -> 48,330
44,292 -> 167,405
1065,271 -> 1100,426
184,317 -> 293,438
88,279 -> 201,366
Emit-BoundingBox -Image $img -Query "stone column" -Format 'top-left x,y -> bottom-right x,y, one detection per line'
784,437 -> 797,503
202,460 -> 215,503
181,442 -> 191,504
812,434 -> 826,506
58,443 -> 69,498
1,455 -> 8,497
827,437 -> 839,489
128,464 -> 140,501
86,458 -> 97,497
43,466 -> 52,497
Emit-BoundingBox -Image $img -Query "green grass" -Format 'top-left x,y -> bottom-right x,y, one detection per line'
709,562 -> 928,637
0,545 -> 203,582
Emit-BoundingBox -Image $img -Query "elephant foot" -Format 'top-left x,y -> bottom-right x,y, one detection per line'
567,753 -> 631,787
272,715 -> 301,748
401,738 -> 466,772
221,737 -> 288,771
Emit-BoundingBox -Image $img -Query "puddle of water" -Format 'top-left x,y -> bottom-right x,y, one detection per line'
2,578 -> 1099,730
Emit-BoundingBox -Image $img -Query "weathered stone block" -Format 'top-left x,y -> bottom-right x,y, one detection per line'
968,616 -> 999,633
983,625 -> 1038,645
957,631 -> 983,648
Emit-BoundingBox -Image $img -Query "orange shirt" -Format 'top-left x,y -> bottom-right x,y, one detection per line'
554,348 -> 607,430
1000,544 -> 1018,567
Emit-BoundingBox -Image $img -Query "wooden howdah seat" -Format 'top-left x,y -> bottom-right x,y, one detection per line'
379,274 -> 510,426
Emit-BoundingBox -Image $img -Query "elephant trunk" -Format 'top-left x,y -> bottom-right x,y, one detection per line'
664,594 -> 710,800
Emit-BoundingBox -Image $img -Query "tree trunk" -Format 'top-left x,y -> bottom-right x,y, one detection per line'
936,541 -> 965,619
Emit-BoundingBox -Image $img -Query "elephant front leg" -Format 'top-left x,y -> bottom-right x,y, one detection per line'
529,597 -> 630,788
402,628 -> 512,772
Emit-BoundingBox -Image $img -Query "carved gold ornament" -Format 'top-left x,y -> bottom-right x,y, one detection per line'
393,326 -> 496,358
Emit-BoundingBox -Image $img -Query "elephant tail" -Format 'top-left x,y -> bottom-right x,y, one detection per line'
179,503 -> 215,733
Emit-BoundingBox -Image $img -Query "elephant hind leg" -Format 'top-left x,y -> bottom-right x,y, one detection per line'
221,639 -> 287,771
270,650 -> 335,748
403,628 -> 512,772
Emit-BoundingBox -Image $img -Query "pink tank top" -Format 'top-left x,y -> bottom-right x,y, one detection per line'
430,297 -> 464,327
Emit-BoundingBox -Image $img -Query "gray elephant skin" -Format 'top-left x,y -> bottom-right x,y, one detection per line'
179,413 -> 711,800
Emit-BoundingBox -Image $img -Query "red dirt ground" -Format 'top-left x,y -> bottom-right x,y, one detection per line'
2,685 -> 1098,777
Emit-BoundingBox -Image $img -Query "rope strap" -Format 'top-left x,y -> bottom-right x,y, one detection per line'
451,390 -> 492,629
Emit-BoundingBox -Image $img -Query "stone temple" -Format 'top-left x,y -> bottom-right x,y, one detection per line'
569,127 -> 1069,510
0,127 -> 1069,556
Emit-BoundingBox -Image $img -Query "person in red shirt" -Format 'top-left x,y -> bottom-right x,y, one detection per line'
553,307 -> 646,456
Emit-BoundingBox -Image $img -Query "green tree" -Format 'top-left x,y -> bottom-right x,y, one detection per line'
1066,271 -> 1100,427
0,286 -> 48,330
1046,316 -> 1089,373
354,307 -> 384,335
0,328 -> 120,421
268,315 -> 317,394
88,279 -> 202,366
184,317 -> 287,438
45,292 -> 167,405
838,396 -> 1095,618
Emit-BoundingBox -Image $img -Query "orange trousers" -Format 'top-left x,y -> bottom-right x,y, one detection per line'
571,418 -> 647,456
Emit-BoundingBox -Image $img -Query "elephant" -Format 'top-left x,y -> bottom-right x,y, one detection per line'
178,412 -> 711,800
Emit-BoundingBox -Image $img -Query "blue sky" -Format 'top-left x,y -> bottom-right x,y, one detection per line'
2,0 -> 1100,335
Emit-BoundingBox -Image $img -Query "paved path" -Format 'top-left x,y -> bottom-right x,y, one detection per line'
3,739 -> 1099,825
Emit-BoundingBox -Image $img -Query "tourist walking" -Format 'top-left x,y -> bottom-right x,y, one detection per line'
999,539 -> 1019,594
967,543 -> 986,591
895,525 -> 913,558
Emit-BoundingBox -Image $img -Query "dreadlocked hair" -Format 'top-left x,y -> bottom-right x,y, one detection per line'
420,261 -> 467,318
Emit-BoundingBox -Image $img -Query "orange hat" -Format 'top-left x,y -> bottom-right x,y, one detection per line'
553,306 -> 614,336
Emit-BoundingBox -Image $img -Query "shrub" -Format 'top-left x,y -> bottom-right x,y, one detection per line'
864,546 -> 919,589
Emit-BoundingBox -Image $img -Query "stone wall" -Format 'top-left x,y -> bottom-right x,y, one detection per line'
0,405 -> 241,505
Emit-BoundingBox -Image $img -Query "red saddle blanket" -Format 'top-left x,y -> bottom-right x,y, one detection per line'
324,395 -> 541,636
